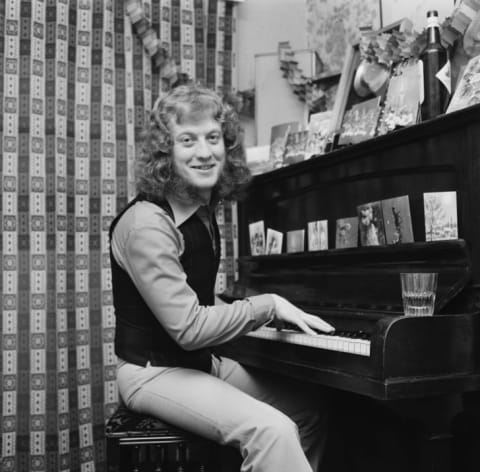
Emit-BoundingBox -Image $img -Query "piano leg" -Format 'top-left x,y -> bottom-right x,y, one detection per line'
394,394 -> 463,472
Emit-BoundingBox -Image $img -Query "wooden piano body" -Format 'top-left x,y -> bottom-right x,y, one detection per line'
217,104 -> 480,471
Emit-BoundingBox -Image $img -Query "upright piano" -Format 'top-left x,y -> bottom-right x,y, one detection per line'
217,104 -> 480,472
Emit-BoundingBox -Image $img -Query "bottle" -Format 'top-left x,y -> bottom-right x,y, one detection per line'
421,10 -> 448,120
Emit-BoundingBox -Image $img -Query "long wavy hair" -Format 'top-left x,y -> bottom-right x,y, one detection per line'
135,84 -> 252,203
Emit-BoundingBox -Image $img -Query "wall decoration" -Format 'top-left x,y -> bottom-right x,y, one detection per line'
381,0 -> 455,31
306,0 -> 382,72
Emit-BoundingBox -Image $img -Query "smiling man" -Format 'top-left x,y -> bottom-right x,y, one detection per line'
109,84 -> 334,472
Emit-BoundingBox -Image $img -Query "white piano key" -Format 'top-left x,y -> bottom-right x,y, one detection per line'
246,327 -> 371,357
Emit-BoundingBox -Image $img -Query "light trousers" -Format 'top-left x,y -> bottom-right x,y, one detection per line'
116,355 -> 329,472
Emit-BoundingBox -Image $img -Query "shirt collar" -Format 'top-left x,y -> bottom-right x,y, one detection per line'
166,196 -> 203,227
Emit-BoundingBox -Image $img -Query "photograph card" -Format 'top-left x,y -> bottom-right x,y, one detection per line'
245,145 -> 272,176
286,229 -> 305,253
335,217 -> 359,249
305,110 -> 333,158
446,54 -> 480,114
249,220 -> 266,256
338,96 -> 382,146
308,220 -> 328,251
423,191 -> 458,241
357,201 -> 387,246
381,195 -> 414,244
265,228 -> 284,255
269,122 -> 300,170
377,59 -> 422,135
283,130 -> 309,165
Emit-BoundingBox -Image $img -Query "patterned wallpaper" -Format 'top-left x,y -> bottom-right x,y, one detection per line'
0,1 -> 238,471
306,0 -> 382,72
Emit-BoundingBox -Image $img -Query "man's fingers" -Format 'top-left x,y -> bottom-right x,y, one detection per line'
295,319 -> 317,336
302,313 -> 335,333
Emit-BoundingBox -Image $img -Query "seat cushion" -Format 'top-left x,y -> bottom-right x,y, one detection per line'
105,404 -> 190,438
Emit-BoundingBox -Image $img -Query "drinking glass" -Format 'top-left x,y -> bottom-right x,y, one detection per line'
400,273 -> 438,316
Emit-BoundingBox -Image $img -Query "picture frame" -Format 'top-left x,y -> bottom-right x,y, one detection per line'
330,43 -> 362,136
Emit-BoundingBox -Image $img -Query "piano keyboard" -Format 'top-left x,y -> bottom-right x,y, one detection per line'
246,327 -> 371,357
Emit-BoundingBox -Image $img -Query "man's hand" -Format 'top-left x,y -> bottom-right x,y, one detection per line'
271,294 -> 335,335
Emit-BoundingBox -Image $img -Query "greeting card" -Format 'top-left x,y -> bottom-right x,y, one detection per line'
283,130 -> 309,165
357,201 -> 387,246
446,54 -> 480,113
249,220 -> 266,255
266,228 -> 284,255
423,191 -> 458,241
269,122 -> 300,169
335,217 -> 359,249
308,220 -> 328,251
381,195 -> 414,244
305,111 -> 333,158
338,96 -> 382,146
286,229 -> 305,253
377,59 -> 422,135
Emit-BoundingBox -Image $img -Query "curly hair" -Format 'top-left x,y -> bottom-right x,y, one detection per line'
135,84 -> 252,202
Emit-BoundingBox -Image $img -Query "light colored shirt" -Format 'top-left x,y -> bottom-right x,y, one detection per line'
111,199 -> 275,351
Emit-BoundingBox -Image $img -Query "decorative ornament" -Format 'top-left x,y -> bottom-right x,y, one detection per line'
277,41 -> 340,114
125,0 -> 190,90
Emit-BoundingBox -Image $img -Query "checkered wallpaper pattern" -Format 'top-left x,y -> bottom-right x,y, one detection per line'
0,1 -> 239,471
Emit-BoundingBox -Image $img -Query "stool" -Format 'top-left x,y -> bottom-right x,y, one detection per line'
106,404 -> 214,471
106,404 -> 241,472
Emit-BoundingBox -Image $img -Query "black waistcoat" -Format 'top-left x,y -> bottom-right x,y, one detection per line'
109,194 -> 220,373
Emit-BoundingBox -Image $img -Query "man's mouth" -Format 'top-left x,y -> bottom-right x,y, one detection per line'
191,164 -> 215,170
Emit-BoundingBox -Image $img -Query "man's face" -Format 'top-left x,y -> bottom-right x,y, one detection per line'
169,114 -> 226,201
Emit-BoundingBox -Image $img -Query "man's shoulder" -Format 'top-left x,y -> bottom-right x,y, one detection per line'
121,200 -> 174,227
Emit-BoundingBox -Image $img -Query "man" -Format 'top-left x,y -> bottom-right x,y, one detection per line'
109,84 -> 334,472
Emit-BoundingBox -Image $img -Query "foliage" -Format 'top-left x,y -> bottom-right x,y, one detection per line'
359,18 -> 454,67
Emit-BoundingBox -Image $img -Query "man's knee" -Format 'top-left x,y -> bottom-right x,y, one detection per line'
256,410 -> 300,444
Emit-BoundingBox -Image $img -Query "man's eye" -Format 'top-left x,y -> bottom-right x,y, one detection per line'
180,136 -> 194,145
208,134 -> 221,144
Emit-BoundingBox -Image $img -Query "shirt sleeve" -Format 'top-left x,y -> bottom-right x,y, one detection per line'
111,202 -> 275,351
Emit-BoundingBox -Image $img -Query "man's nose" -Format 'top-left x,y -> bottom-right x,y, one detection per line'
196,138 -> 212,158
